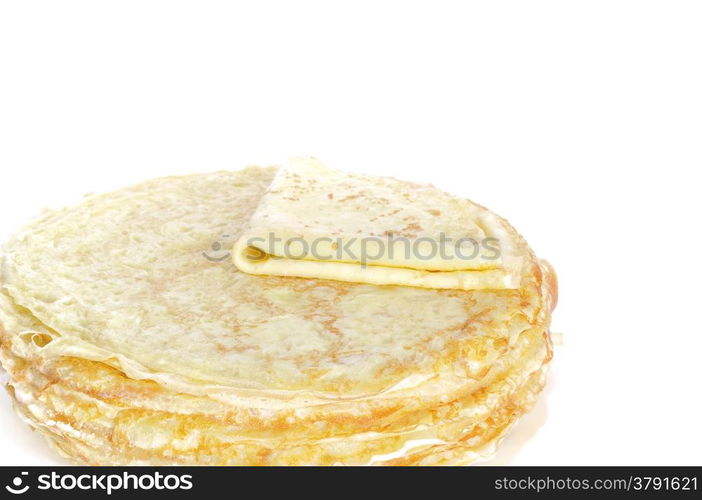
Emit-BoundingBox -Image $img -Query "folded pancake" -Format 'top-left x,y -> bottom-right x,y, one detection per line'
233,158 -> 523,290
0,166 -> 556,465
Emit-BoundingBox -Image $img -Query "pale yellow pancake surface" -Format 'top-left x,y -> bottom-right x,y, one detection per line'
0,166 -> 556,465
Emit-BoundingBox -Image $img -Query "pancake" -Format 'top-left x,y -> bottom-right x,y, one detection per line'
0,165 -> 556,465
233,158 -> 523,290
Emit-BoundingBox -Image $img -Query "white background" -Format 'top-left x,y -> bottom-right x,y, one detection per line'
1,1 -> 701,465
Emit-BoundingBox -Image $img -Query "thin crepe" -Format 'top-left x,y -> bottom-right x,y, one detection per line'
0,166 -> 556,465
233,158 -> 523,290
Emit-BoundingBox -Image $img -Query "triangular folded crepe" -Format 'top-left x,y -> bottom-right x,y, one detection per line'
233,158 -> 523,289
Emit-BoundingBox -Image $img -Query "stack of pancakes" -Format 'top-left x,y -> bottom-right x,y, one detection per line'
0,166 -> 556,465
